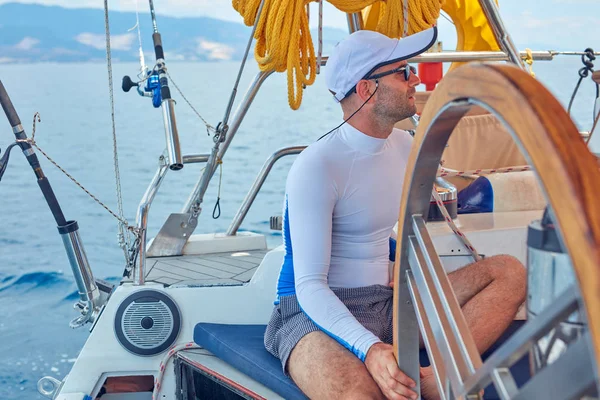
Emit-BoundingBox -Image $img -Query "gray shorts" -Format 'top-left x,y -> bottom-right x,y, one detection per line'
264,284 -> 394,374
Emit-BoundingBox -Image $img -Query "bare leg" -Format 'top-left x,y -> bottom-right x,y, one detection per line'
288,256 -> 525,399
288,331 -> 385,400
448,254 -> 526,353
420,254 -> 526,399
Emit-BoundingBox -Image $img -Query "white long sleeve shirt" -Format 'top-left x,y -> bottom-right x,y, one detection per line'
275,122 -> 413,361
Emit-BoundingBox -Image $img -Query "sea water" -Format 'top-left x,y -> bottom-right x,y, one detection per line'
0,58 -> 597,399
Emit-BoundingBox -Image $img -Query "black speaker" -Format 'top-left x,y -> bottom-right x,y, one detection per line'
114,289 -> 181,356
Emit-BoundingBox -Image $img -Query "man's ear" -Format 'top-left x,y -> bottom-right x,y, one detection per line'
355,79 -> 373,100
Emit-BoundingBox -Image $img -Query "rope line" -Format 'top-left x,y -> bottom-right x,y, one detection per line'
15,124 -> 135,233
212,159 -> 223,219
316,0 -> 323,75
152,342 -> 199,400
431,188 -> 481,262
524,48 -> 535,78
438,165 -> 531,178
568,48 -> 596,117
431,164 -> 535,262
104,0 -> 133,256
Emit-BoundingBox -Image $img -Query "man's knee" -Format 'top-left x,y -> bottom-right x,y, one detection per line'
485,254 -> 527,299
337,375 -> 384,400
486,255 -> 526,279
343,385 -> 385,400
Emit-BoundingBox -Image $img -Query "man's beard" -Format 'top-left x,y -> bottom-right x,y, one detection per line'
372,85 -> 416,123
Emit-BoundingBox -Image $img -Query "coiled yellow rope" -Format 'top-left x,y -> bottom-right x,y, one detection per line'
232,0 -> 443,110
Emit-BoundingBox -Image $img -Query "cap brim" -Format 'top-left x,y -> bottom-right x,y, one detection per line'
363,26 -> 438,79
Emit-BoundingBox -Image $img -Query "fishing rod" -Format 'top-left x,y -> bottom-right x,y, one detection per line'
0,80 -> 103,328
121,0 -> 183,171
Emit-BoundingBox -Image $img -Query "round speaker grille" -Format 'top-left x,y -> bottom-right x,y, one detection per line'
114,290 -> 181,356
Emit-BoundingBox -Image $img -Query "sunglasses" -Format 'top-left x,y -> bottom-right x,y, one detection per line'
367,64 -> 417,81
345,64 -> 417,98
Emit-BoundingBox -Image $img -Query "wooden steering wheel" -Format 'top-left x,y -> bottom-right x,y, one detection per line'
392,63 -> 600,399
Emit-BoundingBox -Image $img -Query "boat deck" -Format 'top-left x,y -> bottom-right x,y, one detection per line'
143,249 -> 269,287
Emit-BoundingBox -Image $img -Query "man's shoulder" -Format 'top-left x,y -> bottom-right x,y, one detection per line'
287,135 -> 349,188
294,134 -> 348,167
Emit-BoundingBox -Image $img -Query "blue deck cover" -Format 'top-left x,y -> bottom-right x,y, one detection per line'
457,176 -> 494,214
194,321 -> 530,399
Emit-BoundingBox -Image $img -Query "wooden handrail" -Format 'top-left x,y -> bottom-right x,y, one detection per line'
393,63 -> 600,388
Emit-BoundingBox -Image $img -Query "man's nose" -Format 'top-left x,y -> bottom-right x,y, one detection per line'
409,72 -> 421,87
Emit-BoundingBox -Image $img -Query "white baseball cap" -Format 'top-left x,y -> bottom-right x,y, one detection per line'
325,26 -> 438,102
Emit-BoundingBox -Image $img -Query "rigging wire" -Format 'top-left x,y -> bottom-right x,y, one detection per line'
440,11 -> 454,25
165,69 -> 216,136
103,0 -> 134,263
221,0 -> 267,130
11,113 -> 136,232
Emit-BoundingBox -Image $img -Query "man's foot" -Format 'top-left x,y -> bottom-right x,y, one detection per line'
419,367 -> 485,399
420,367 -> 441,400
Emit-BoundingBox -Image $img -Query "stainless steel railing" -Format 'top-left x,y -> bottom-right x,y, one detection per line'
133,153 -> 211,285
226,146 -> 306,236
477,0 -> 525,68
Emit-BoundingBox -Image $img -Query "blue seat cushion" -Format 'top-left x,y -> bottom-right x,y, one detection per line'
194,321 -> 529,399
194,323 -> 307,399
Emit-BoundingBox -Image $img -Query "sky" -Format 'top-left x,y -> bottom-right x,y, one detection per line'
0,0 -> 598,50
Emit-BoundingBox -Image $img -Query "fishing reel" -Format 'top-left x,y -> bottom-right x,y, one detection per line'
122,69 -> 162,108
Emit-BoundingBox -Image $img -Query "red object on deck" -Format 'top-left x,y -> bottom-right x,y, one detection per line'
418,62 -> 443,91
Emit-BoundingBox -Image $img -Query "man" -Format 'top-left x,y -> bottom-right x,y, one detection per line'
264,26 -> 526,400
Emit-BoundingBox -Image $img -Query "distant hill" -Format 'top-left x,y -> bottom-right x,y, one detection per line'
0,3 -> 348,64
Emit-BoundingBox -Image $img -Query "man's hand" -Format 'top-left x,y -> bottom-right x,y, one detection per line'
364,343 -> 418,400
